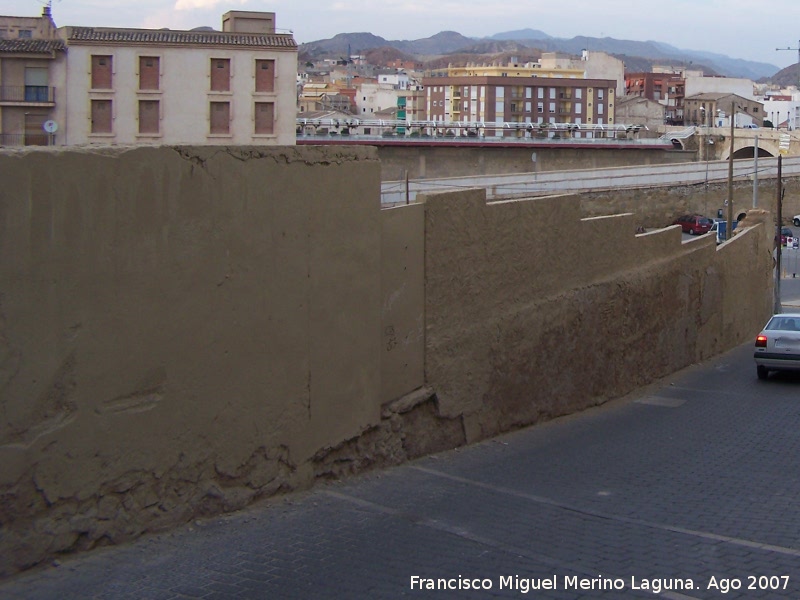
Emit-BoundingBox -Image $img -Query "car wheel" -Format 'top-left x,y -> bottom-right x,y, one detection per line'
757,365 -> 769,380
794,218 -> 800,227
689,228 -> 695,235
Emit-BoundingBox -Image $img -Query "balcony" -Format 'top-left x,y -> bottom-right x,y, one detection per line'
0,133 -> 51,147
0,85 -> 56,105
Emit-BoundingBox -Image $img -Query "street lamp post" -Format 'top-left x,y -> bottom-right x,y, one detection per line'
727,100 -> 734,241
700,107 -> 707,162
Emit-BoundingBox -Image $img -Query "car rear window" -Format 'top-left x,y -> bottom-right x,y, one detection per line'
766,317 -> 800,331
699,218 -> 712,225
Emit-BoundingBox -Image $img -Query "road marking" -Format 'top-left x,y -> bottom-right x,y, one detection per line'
635,395 -> 687,407
411,465 -> 800,559
324,488 -> 702,600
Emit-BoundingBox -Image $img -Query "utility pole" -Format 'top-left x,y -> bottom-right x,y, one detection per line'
776,156 -> 783,313
753,135 -> 759,208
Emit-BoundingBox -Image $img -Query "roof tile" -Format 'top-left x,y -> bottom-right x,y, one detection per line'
66,27 -> 297,49
0,39 -> 66,54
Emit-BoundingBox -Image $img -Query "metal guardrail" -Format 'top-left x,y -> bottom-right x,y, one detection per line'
381,155 -> 800,205
0,86 -> 55,103
297,117 -> 651,141
659,126 -> 697,141
0,133 -> 50,146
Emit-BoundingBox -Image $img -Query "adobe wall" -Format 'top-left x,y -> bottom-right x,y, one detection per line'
578,177 -> 800,230
0,145 -> 774,576
422,190 -> 773,441
0,145 -> 392,574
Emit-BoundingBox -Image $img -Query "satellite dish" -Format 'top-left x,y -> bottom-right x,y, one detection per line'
43,120 -> 58,133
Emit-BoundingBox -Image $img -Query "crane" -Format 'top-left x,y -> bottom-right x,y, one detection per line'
776,40 -> 800,64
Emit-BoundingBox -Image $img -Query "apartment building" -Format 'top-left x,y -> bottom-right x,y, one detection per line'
57,11 -> 297,145
0,6 -> 65,146
624,72 -> 685,125
422,76 -> 616,137
1,9 -> 297,147
684,93 -> 763,128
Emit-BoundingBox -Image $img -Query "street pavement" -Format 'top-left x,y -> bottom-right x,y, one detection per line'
3,280 -> 800,599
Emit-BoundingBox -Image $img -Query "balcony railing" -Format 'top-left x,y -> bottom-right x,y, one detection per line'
0,133 -> 51,146
0,85 -> 56,103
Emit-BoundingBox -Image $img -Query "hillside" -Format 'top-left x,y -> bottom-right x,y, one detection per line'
298,30 -> 783,80
768,63 -> 800,87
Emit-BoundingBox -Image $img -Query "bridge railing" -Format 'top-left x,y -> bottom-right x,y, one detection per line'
381,155 -> 800,205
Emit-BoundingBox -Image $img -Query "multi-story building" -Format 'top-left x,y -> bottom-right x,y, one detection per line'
624,71 -> 685,125
446,59 -> 584,79
298,82 -> 355,114
615,95 -> 666,130
0,6 -> 65,146
1,9 -> 297,147
422,76 -> 616,138
57,11 -> 297,145
684,75 -> 755,101
684,93 -> 763,128
539,51 -> 626,98
762,89 -> 800,130
356,80 -> 405,117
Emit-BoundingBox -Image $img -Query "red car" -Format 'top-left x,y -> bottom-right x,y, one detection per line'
673,214 -> 713,235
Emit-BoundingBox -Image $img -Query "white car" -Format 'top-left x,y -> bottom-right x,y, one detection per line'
754,313 -> 800,379
794,214 -> 800,227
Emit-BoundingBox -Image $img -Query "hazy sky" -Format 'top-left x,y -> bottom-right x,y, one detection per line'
6,0 -> 800,70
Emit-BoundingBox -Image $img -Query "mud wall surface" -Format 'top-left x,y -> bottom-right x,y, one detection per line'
422,190 -> 774,443
578,178 -> 800,231
0,145 -> 392,574
0,146 -> 774,575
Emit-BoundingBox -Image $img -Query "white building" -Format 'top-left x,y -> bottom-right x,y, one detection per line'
356,81 -> 403,117
377,71 -> 409,90
56,11 -> 298,146
762,90 -> 800,130
538,51 -> 626,98
684,76 -> 756,101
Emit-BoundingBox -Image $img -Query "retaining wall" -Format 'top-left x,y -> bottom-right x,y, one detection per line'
0,145 -> 774,575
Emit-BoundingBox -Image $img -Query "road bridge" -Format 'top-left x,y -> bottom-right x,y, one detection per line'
381,155 -> 800,205
686,126 -> 795,160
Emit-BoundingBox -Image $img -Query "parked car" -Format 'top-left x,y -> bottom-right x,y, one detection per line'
710,218 -> 743,244
793,214 -> 800,227
754,313 -> 800,379
673,214 -> 713,235
781,226 -> 794,246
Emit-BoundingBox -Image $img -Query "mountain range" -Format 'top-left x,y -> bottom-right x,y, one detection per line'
299,29 -> 788,82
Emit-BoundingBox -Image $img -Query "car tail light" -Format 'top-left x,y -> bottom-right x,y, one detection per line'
755,335 -> 768,347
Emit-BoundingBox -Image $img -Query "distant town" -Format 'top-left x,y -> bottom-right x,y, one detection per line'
1,6 -> 799,147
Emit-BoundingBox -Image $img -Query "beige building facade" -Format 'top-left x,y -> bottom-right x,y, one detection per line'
423,76 -> 617,137
57,12 -> 297,146
1,9 -> 297,147
0,7 -> 64,146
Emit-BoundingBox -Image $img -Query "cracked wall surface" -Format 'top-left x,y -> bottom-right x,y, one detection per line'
422,190 -> 774,443
0,145 -> 393,575
0,146 -> 774,577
